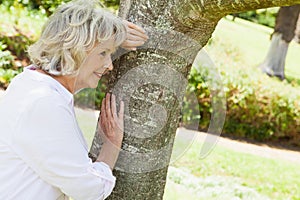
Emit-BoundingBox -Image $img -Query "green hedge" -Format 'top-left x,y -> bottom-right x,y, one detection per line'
232,8 -> 279,28
184,63 -> 300,146
0,0 -> 120,16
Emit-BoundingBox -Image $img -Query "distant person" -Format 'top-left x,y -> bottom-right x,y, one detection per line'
0,0 -> 148,199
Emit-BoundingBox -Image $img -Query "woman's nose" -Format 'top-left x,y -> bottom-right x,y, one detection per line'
107,63 -> 113,70
106,57 -> 113,70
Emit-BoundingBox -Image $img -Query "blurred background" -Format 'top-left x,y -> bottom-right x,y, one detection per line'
0,1 -> 299,199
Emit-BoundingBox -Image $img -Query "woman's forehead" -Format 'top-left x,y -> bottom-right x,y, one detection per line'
95,38 -> 117,50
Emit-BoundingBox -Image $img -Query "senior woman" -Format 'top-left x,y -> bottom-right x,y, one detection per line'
0,0 -> 148,199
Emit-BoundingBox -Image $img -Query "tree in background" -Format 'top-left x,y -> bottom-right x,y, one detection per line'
293,10 -> 300,43
87,0 -> 300,199
259,5 -> 300,80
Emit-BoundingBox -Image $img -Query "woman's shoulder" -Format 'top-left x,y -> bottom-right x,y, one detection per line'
7,67 -> 70,104
2,83 -> 68,122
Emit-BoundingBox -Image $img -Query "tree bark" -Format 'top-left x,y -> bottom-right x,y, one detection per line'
89,0 -> 300,199
260,5 -> 300,80
294,13 -> 300,43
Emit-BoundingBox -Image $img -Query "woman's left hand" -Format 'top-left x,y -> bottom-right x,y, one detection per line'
121,20 -> 149,51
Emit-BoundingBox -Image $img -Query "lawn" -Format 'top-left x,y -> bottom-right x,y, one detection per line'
166,137 -> 300,200
209,16 -> 300,85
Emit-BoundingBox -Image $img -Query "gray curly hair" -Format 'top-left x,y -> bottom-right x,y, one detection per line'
28,0 -> 127,76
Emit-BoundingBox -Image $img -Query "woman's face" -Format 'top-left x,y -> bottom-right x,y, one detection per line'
75,38 -> 115,90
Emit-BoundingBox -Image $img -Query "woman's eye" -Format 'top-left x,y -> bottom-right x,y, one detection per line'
99,51 -> 107,57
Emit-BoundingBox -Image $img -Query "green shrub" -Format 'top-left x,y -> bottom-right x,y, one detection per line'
0,42 -> 14,69
0,0 -> 119,16
74,78 -> 107,110
0,3 -> 47,88
0,68 -> 20,88
184,65 -> 300,145
232,8 -> 279,28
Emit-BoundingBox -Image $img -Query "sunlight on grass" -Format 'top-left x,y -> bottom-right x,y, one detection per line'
212,16 -> 300,83
74,107 -> 99,148
168,137 -> 300,199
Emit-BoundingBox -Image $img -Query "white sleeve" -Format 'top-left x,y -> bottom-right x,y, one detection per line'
12,96 -> 115,200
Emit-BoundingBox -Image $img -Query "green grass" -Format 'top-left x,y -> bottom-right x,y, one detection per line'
167,138 -> 300,200
211,16 -> 300,85
74,107 -> 100,147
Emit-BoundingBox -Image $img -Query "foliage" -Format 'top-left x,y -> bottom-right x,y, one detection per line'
0,0 -> 119,16
0,41 -> 16,88
0,42 -> 14,69
0,3 -> 47,88
100,0 -> 120,9
232,7 -> 279,28
0,68 -> 20,88
0,0 -> 71,16
185,64 -> 300,144
74,77 -> 108,110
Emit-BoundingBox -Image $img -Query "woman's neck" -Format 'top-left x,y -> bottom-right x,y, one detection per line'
36,69 -> 76,94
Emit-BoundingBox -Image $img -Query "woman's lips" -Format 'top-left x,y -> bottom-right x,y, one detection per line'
94,72 -> 103,79
94,70 -> 109,79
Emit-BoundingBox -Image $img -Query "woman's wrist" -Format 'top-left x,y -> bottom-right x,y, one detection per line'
96,141 -> 122,170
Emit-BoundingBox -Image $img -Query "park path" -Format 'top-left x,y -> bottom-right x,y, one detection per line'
177,127 -> 300,164
1,89 -> 299,164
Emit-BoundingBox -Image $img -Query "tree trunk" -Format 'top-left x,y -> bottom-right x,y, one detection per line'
260,5 -> 300,80
89,0 -> 300,199
293,13 -> 300,43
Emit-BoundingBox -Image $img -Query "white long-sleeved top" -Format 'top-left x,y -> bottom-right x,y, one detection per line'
0,66 -> 116,200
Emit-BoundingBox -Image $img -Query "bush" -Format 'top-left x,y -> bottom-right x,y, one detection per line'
0,0 -> 120,16
0,68 -> 20,88
184,66 -> 300,145
0,42 -> 14,69
0,3 -> 47,88
74,77 -> 108,110
232,8 -> 279,28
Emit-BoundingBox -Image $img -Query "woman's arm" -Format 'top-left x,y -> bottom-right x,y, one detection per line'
12,94 -> 116,200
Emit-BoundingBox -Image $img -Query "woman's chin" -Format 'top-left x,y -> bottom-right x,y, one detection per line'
90,80 -> 99,89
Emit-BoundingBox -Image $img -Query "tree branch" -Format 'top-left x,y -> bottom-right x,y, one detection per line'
192,0 -> 300,18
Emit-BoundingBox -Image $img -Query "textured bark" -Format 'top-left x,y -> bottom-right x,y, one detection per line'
294,13 -> 300,43
274,5 -> 300,43
260,5 -> 300,80
89,0 -> 300,199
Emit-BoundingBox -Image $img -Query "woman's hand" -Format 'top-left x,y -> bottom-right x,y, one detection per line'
121,20 -> 149,51
97,93 -> 124,147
